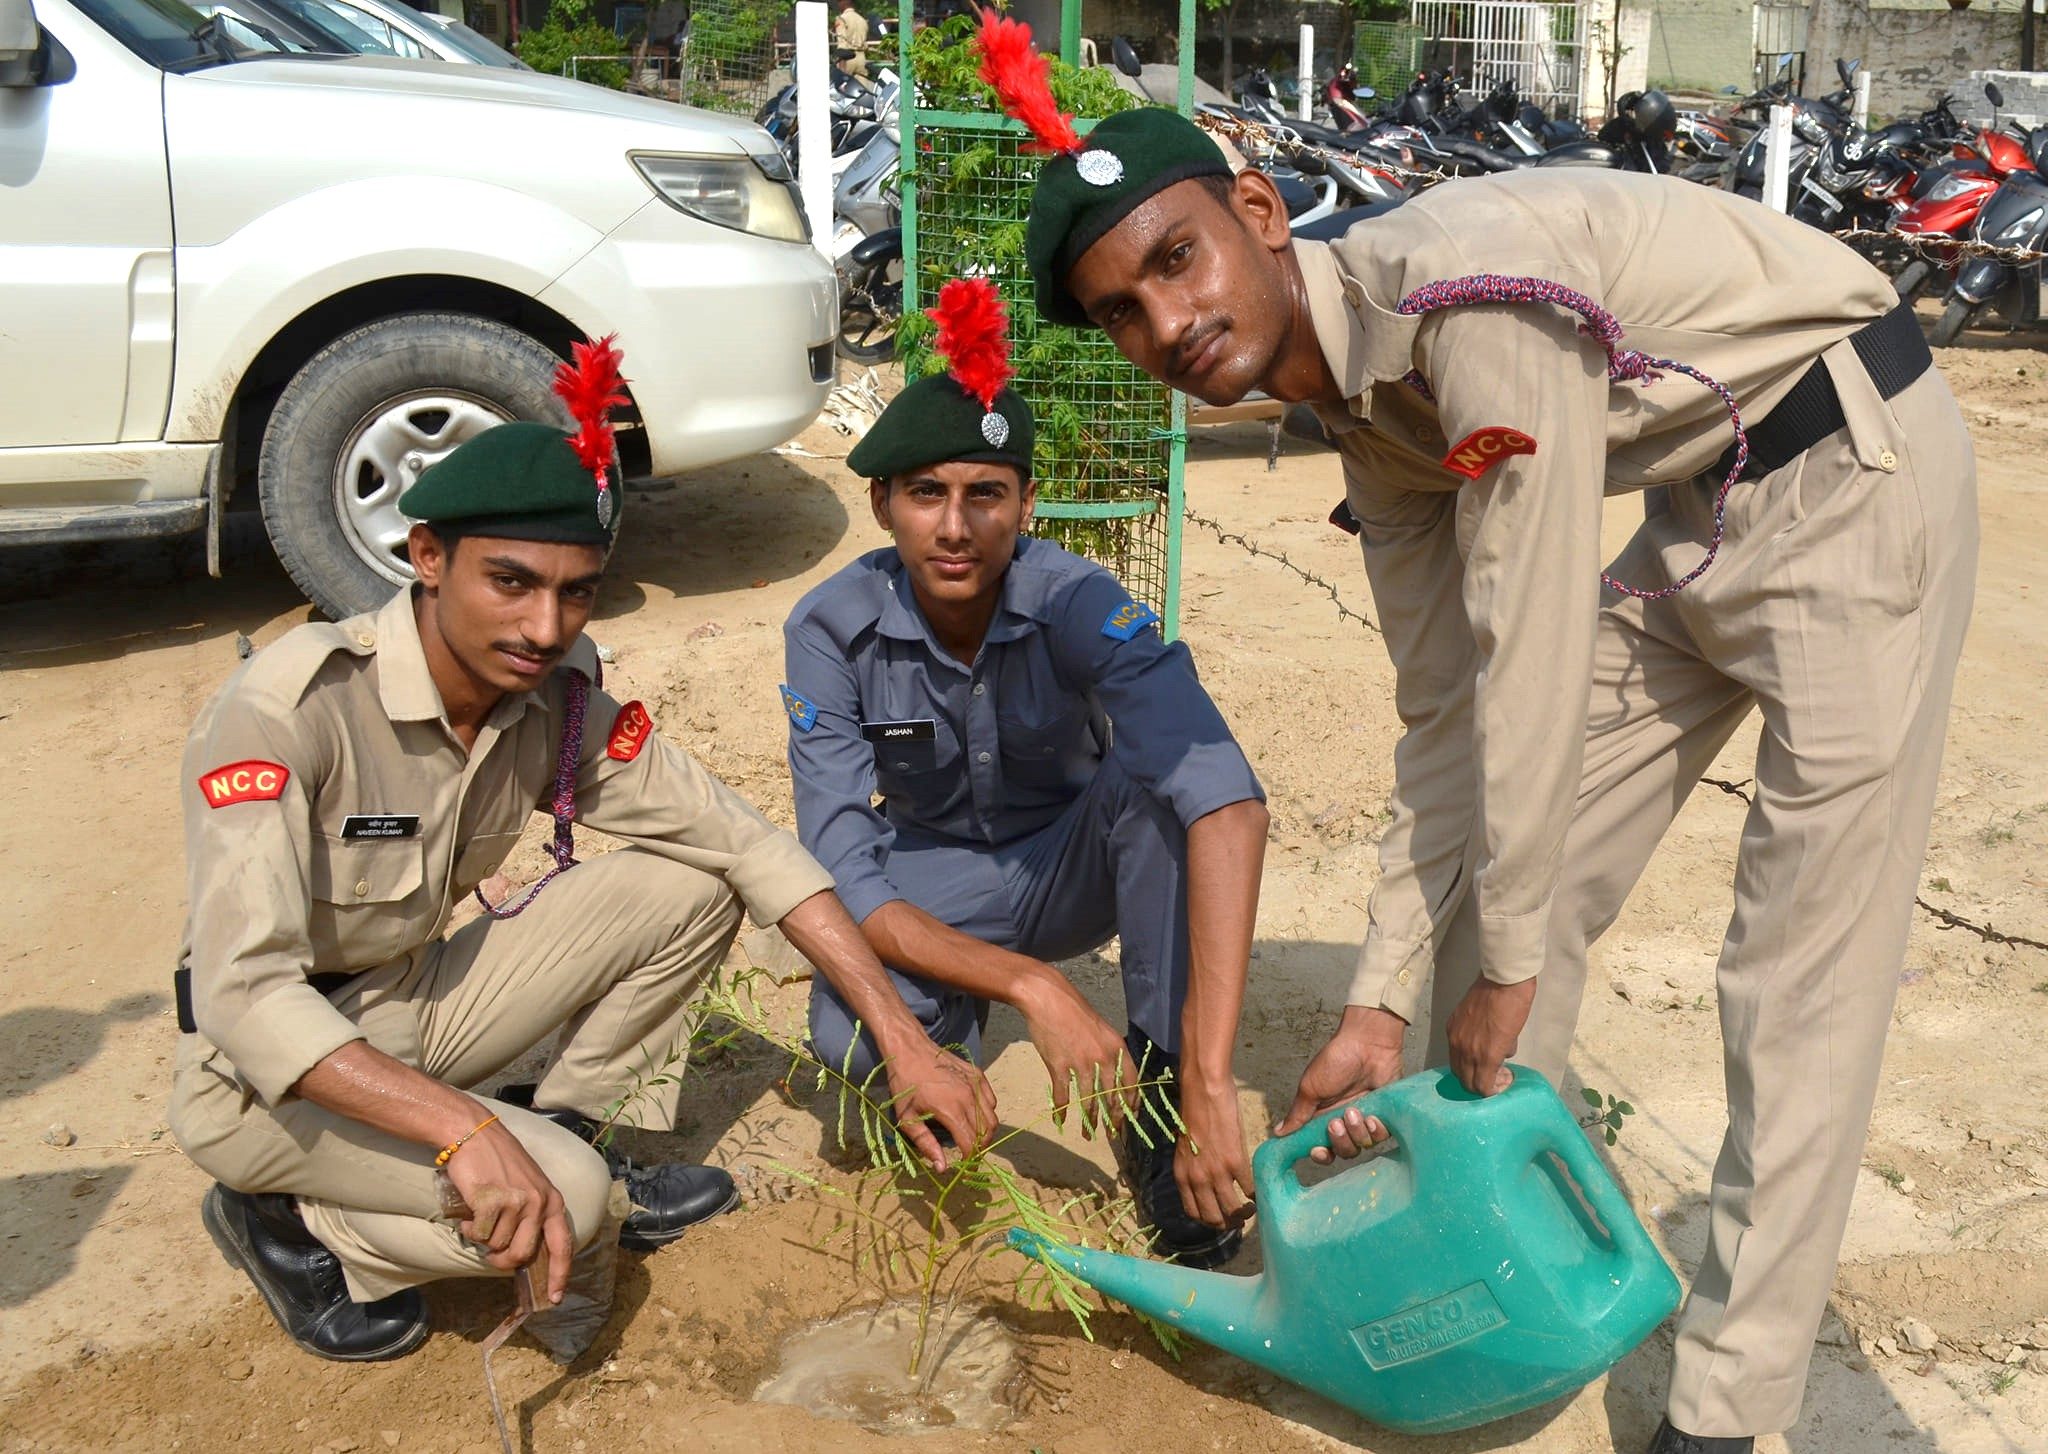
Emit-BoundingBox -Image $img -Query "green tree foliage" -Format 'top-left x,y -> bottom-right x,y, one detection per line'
517,0 -> 628,89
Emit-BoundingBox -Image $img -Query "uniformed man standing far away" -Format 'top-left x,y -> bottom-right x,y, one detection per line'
783,278 -> 1271,1267
977,13 -> 1978,1449
170,341 -> 987,1361
833,0 -> 869,77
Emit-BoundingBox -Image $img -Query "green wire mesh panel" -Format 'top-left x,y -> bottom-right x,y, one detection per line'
679,0 -> 783,115
903,114 -> 1182,631
1353,20 -> 1425,99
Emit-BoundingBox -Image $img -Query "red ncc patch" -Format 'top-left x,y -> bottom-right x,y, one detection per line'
606,701 -> 654,762
1441,426 -> 1537,480
198,760 -> 291,808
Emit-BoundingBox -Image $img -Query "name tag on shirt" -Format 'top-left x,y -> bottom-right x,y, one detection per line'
341,814 -> 422,840
861,719 -> 937,743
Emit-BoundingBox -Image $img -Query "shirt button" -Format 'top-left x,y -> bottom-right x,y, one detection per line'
972,682 -> 986,696
354,632 -> 374,648
977,751 -> 991,764
894,761 -> 909,770
1415,426 -> 1436,444
1878,448 -> 1898,472
1396,969 -> 1412,985
354,879 -> 371,897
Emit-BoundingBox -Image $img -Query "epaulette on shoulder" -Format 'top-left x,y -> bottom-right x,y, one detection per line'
234,619 -> 373,708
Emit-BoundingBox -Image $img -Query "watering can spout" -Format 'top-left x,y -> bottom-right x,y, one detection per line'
1005,1229 -> 1272,1359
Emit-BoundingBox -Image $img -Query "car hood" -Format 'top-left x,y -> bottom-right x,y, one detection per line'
198,54 -> 769,146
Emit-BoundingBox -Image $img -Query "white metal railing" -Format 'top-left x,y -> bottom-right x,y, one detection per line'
1407,1 -> 1586,118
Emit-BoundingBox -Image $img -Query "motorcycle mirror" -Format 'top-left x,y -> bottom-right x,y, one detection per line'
1836,58 -> 1853,87
1986,81 -> 2004,108
1111,35 -> 1141,79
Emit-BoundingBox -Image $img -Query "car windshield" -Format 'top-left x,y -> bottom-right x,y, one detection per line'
262,0 -> 399,53
424,16 -> 524,68
72,0 -> 296,69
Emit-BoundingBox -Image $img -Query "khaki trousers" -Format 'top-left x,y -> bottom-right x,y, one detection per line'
1420,364 -> 1978,1436
171,850 -> 743,1301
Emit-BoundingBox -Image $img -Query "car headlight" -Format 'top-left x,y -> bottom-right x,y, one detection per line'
1995,205 -> 2044,243
632,152 -> 808,243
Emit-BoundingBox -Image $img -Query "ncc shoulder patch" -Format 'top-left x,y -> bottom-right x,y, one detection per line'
779,684 -> 819,732
197,759 -> 291,809
606,700 -> 654,761
1100,600 -> 1160,641
1441,426 -> 1537,480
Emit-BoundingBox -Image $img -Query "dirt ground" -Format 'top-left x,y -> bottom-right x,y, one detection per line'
1,332 -> 2044,1454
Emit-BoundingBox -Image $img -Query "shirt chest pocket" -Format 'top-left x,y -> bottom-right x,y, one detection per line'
996,705 -> 1094,791
308,834 -> 428,967
871,716 -> 962,796
453,830 -> 525,896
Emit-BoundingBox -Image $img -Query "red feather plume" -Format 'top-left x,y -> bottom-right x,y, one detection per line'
927,277 -> 1012,412
552,335 -> 629,483
974,9 -> 1080,155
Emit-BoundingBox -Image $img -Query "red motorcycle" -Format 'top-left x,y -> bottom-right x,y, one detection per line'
1892,84 -> 2035,301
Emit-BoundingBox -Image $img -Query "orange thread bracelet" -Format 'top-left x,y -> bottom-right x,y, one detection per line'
435,1113 -> 500,1168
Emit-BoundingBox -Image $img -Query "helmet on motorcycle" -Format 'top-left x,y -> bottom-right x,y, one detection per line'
1630,89 -> 1676,141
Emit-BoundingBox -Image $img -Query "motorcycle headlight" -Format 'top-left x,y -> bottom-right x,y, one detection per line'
1995,205 -> 2045,243
1927,174 -> 1976,202
633,152 -> 809,244
1793,111 -> 1830,145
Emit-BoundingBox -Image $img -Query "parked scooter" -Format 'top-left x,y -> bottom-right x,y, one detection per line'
1890,84 -> 2032,302
1927,120 -> 2048,344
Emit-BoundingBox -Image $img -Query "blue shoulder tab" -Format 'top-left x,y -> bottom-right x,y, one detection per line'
779,684 -> 819,732
1100,600 -> 1161,642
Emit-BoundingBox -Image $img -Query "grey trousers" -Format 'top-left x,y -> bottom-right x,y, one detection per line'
809,753 -> 1191,1081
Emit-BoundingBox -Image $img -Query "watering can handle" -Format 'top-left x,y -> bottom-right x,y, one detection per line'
1252,1070 -> 1434,1220
1522,1091 -> 1663,1269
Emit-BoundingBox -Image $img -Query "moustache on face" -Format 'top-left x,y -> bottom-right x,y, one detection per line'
490,641 -> 563,666
1170,319 -> 1228,376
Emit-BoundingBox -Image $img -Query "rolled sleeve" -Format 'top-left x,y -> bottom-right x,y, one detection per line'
781,616 -> 908,924
1048,570 -> 1263,827
572,687 -> 834,928
182,692 -> 356,1105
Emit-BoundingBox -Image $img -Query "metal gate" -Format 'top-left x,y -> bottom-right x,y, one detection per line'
1752,4 -> 1809,93
1406,1 -> 1586,118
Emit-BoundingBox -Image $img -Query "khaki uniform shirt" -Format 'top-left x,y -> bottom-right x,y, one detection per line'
833,7 -> 868,51
179,589 -> 832,1107
1304,169 -> 1898,1019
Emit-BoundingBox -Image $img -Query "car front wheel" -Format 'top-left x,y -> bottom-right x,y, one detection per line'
258,313 -> 570,619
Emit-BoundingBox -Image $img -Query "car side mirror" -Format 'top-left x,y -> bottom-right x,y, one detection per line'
1,0 -> 41,86
1111,35 -> 1141,79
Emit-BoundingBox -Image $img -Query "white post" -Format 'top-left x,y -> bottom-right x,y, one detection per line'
1299,23 -> 1315,120
1854,70 -> 1872,129
795,1 -> 833,258
1764,102 -> 1793,213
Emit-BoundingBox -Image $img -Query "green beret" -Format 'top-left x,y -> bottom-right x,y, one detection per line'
399,421 -> 618,546
1026,108 -> 1231,326
846,374 -> 1035,481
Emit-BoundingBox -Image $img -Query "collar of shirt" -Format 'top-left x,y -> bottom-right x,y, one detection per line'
873,538 -> 1058,666
367,589 -> 554,733
1296,238 -> 1422,421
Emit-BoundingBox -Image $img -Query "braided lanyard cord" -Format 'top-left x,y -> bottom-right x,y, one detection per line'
473,669 -> 589,919
1393,275 -> 1749,601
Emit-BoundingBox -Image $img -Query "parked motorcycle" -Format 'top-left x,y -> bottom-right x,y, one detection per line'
1927,121 -> 2048,345
1890,84 -> 2032,303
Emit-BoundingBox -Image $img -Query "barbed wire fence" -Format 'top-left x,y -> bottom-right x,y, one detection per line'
1184,507 -> 2044,955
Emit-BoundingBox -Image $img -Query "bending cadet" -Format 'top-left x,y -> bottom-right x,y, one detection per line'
978,15 -> 1977,1451
170,343 -> 984,1361
782,279 -> 1269,1266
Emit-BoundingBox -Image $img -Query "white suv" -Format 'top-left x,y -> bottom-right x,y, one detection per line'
0,0 -> 836,617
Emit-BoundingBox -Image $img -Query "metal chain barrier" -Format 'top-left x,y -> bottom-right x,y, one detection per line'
1192,112 -> 1457,191
1187,510 -> 2043,955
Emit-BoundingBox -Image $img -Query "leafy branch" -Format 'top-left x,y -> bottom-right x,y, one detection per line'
1578,1086 -> 1636,1147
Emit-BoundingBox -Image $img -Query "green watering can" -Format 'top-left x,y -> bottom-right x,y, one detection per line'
1009,1065 -> 1679,1434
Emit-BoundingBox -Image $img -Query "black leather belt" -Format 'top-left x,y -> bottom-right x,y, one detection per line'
174,967 -> 360,1034
1713,300 -> 1931,483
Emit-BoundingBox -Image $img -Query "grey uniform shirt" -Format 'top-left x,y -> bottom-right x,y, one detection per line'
781,537 -> 1263,924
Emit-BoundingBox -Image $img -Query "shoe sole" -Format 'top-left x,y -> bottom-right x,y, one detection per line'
200,1187 -> 431,1364
618,1181 -> 742,1252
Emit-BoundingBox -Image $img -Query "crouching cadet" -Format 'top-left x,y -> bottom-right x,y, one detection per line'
783,280 -> 1270,1267
170,341 -> 985,1361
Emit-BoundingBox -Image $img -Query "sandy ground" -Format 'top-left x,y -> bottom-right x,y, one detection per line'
1,334 -> 2044,1454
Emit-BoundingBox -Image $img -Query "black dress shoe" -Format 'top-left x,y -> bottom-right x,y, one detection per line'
520,1102 -> 740,1251
1645,1418 -> 1754,1454
200,1185 -> 429,1362
1117,1031 -> 1244,1271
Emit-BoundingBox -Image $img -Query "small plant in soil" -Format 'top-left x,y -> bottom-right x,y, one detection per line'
1579,1086 -> 1636,1146
604,962 -> 1186,1376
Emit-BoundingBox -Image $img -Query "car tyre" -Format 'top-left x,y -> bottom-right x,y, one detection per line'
258,313 -> 569,620
1929,296 -> 1976,348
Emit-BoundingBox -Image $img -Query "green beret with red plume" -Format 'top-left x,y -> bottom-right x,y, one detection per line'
847,277 -> 1036,481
